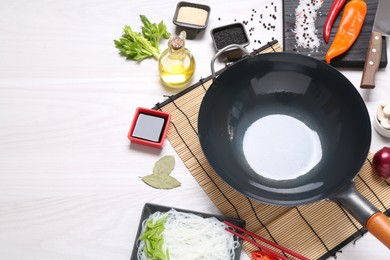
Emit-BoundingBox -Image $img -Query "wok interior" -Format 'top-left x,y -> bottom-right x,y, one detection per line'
198,53 -> 371,206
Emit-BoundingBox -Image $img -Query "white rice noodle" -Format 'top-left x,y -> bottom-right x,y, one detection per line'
137,209 -> 240,260
293,0 -> 324,51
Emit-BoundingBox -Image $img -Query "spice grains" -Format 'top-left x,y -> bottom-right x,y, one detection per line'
177,6 -> 208,26
212,25 -> 249,50
293,0 -> 324,50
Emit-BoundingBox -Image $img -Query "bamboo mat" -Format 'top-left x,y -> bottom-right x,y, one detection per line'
153,40 -> 390,259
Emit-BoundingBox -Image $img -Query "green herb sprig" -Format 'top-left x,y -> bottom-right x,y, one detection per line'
140,15 -> 171,50
114,15 -> 171,61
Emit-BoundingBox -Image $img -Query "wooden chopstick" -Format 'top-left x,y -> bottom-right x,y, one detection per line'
224,221 -> 310,260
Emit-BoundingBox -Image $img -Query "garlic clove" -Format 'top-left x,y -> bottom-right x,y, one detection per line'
383,104 -> 390,118
380,100 -> 390,107
377,104 -> 385,122
380,104 -> 390,129
381,119 -> 390,130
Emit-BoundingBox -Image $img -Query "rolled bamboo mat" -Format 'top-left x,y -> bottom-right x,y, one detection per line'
154,40 -> 390,259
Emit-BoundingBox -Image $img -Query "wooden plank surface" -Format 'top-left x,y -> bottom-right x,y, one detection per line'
283,0 -> 387,68
1,1 -> 390,259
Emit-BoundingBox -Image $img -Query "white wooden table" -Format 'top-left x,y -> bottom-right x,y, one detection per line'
0,0 -> 389,259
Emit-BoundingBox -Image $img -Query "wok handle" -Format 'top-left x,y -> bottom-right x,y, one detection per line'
210,44 -> 250,79
332,182 -> 390,248
366,212 -> 390,249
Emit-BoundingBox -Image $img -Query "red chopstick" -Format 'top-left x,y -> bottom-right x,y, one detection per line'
226,226 -> 289,260
224,221 -> 310,260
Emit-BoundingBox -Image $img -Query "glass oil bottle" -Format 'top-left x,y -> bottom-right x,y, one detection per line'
158,31 -> 195,88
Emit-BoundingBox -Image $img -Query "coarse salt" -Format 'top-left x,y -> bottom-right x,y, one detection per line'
293,0 -> 323,51
177,6 -> 208,26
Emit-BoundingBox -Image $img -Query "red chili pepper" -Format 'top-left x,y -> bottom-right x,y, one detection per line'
326,0 -> 367,63
323,0 -> 347,43
252,250 -> 280,260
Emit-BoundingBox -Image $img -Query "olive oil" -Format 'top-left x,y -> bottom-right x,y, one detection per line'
158,31 -> 195,88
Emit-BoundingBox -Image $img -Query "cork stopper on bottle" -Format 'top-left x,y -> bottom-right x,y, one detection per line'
170,36 -> 184,50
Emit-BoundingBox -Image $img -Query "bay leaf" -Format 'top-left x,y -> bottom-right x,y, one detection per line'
142,174 -> 181,189
152,155 -> 175,176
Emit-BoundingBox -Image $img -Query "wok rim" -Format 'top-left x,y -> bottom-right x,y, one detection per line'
198,52 -> 372,206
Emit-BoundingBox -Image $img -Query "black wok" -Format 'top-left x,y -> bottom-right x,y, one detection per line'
198,47 -> 390,248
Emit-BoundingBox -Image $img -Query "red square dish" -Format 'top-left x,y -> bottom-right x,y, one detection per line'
128,107 -> 171,149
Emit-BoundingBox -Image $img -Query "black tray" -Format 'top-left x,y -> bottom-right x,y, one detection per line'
283,0 -> 387,68
130,203 -> 245,260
